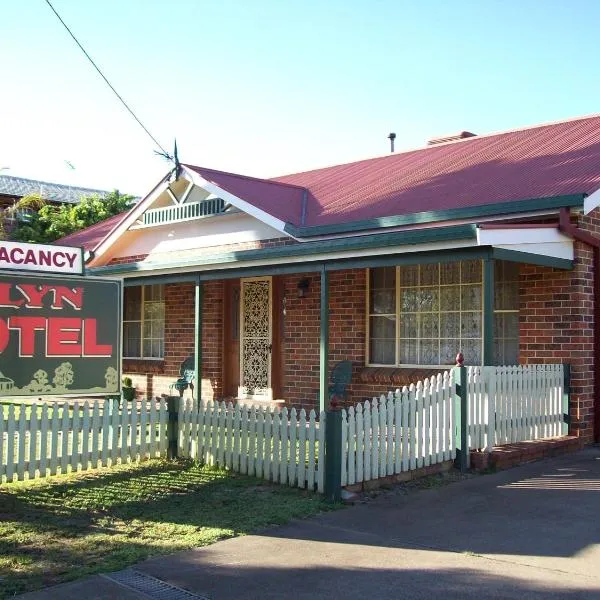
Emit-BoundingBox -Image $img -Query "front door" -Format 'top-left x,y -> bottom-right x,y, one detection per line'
239,277 -> 272,400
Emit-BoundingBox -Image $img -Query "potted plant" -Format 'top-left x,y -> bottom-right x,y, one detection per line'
122,376 -> 136,402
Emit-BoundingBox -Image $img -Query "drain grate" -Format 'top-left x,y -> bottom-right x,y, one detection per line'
103,568 -> 210,600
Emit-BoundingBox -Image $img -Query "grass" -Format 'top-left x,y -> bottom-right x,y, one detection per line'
0,459 -> 335,598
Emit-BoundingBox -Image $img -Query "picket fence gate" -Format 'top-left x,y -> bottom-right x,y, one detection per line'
467,364 -> 565,450
341,372 -> 456,487
178,399 -> 325,493
0,399 -> 168,483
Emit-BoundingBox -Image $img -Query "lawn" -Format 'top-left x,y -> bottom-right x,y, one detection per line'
0,459 -> 335,598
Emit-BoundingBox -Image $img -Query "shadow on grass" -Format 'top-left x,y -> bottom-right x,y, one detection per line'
0,460 -> 332,598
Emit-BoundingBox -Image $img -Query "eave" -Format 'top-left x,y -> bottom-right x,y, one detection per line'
284,194 -> 587,238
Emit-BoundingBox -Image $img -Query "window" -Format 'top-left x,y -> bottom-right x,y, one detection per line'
367,260 -> 519,367
494,261 -> 519,365
123,285 -> 165,359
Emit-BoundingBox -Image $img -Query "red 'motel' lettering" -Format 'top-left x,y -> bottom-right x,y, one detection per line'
0,316 -> 113,357
83,319 -> 113,356
8,316 -> 46,357
47,317 -> 82,356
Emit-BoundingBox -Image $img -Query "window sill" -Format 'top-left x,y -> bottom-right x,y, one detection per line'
123,359 -> 165,374
359,366 -> 449,387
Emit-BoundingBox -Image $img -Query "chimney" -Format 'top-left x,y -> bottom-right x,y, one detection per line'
427,131 -> 476,146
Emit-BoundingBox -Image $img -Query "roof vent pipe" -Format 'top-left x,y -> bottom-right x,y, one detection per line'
388,132 -> 396,153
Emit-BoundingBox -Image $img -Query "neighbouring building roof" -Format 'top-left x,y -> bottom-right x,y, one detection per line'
0,175 -> 111,204
58,113 -> 600,252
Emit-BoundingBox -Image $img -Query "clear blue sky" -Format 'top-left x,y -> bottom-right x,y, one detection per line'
2,0 -> 600,196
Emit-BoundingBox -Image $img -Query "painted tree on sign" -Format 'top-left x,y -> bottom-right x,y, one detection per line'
105,366 -> 118,391
22,369 -> 52,393
53,362 -> 74,389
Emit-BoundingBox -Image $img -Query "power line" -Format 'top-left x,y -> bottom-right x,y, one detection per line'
44,0 -> 173,161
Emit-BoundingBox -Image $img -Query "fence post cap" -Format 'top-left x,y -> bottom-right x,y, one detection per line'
456,352 -> 464,367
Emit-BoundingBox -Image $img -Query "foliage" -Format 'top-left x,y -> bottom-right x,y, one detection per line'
122,376 -> 133,388
5,189 -> 134,244
0,460 -> 332,597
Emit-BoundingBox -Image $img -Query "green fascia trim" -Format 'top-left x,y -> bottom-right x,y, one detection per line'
325,247 -> 491,272
491,248 -> 573,270
284,194 -> 586,237
124,274 -> 198,287
112,247 -> 571,286
90,223 -> 477,277
122,248 -> 490,285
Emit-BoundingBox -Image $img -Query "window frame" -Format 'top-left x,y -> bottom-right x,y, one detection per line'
123,284 -> 165,360
365,263 -> 487,368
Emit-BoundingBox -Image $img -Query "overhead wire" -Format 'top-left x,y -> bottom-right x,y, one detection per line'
43,0 -> 173,161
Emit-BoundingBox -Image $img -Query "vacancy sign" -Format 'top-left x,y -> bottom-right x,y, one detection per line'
0,274 -> 121,397
0,241 -> 83,275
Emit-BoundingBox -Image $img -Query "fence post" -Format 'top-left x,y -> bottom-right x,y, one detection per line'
324,408 -> 342,502
167,396 -> 180,459
562,364 -> 571,436
454,353 -> 469,471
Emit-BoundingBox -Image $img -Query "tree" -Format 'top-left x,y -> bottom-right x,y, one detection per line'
8,190 -> 134,244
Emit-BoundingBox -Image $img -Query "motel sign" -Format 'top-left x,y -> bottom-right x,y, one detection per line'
0,242 -> 121,397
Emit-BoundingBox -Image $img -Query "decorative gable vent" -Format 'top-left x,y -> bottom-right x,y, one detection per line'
142,198 -> 225,227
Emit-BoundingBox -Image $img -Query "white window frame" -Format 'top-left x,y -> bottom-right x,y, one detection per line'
123,284 -> 165,360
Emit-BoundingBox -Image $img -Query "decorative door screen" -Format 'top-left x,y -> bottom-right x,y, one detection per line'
239,278 -> 272,399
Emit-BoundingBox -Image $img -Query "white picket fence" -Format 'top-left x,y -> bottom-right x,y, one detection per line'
0,399 -> 168,483
468,364 -> 566,450
178,400 -> 325,492
1,363 -> 568,489
341,372 -> 456,487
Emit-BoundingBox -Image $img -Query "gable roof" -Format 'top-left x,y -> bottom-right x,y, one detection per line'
58,113 -> 600,253
184,165 -> 306,224
185,114 -> 600,230
0,175 -> 111,204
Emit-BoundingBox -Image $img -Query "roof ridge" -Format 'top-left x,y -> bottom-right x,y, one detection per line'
272,112 -> 600,180
183,164 -> 308,192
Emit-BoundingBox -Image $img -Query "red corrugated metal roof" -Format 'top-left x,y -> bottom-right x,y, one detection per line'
272,114 -> 600,226
59,114 -> 600,252
58,211 -> 129,250
184,165 -> 306,224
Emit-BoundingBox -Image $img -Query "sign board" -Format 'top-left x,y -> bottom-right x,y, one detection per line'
0,273 -> 121,397
0,241 -> 84,275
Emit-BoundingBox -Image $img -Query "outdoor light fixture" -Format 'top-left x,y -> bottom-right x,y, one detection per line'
297,278 -> 310,298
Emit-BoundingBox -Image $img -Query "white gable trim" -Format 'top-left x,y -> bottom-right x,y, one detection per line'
584,188 -> 600,215
182,166 -> 289,235
90,176 -> 172,263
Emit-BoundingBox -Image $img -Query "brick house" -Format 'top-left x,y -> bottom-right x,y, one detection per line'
59,114 -> 600,444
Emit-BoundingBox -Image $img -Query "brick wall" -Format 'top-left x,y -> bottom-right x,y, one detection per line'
123,280 -> 223,400
518,248 -> 594,441
280,269 -> 410,412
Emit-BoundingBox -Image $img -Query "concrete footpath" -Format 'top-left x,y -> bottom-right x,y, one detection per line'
20,447 -> 600,599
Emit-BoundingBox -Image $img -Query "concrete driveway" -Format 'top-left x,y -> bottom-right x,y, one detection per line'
20,447 -> 600,599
